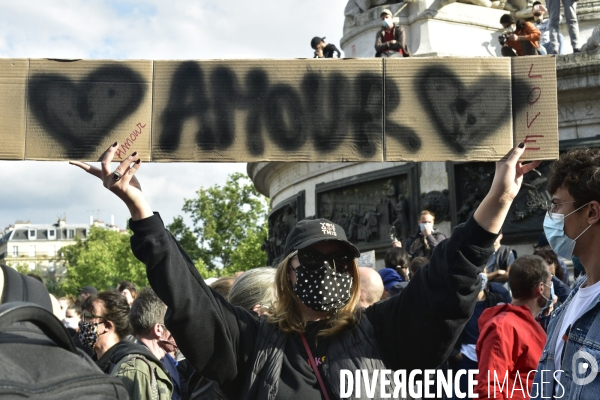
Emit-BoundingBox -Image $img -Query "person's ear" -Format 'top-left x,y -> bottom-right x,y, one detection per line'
103,320 -> 113,333
152,323 -> 164,339
586,201 -> 600,225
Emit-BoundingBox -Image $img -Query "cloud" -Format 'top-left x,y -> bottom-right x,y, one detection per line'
0,0 -> 347,229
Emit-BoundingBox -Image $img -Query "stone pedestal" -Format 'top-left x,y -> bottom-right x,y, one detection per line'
249,1 -> 600,266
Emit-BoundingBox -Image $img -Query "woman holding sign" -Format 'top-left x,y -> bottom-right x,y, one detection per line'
71,143 -> 539,399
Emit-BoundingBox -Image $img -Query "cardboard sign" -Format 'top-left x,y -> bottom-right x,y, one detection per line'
0,57 -> 558,162
0,59 -> 28,160
511,56 -> 558,161
25,60 -> 153,161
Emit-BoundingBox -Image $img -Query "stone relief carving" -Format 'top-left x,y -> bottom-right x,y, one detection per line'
316,171 -> 416,247
263,194 -> 305,266
452,161 -> 551,240
421,190 -> 450,222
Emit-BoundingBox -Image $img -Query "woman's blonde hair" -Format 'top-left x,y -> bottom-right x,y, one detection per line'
267,249 -> 361,337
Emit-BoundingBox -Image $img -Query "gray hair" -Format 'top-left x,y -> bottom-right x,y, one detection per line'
129,287 -> 166,336
228,267 -> 276,312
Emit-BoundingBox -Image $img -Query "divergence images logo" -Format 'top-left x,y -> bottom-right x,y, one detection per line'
572,350 -> 599,386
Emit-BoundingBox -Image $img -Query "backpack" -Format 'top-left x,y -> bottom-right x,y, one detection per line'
0,264 -> 52,311
0,301 -> 129,399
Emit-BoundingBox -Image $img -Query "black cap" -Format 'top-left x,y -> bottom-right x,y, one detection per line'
532,1 -> 542,6
283,218 -> 360,259
311,36 -> 325,49
79,285 -> 98,295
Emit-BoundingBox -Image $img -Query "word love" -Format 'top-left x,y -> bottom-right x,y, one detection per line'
115,123 -> 146,159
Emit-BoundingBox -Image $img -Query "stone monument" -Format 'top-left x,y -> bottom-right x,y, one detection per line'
249,0 -> 600,267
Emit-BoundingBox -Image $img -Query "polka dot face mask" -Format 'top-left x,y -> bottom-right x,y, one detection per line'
292,249 -> 354,312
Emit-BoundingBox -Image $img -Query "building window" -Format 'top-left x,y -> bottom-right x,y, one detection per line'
48,229 -> 56,239
12,246 -> 18,257
28,246 -> 36,257
29,230 -> 36,240
48,246 -> 55,257
68,229 -> 75,239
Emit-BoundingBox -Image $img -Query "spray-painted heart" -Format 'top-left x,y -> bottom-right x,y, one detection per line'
28,65 -> 146,159
417,66 -> 512,154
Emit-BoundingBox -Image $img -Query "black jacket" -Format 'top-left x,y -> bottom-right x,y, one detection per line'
403,230 -> 446,259
130,214 -> 496,399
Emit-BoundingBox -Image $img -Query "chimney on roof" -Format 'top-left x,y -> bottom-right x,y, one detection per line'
90,216 -> 94,225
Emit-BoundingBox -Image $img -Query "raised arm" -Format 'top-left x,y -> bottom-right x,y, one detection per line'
70,144 -> 259,397
366,144 -> 540,371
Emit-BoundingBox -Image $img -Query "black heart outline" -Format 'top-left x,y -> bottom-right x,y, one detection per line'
28,65 -> 146,159
416,66 -> 514,154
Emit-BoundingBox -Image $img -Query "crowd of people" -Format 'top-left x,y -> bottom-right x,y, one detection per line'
311,3 -> 581,58
1,136 -> 599,397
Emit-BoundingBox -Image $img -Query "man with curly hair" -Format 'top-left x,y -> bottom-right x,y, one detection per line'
532,148 -> 600,399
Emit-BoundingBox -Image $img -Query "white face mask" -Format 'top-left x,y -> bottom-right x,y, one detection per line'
64,317 -> 79,330
506,25 -> 516,33
420,222 -> 433,232
382,18 -> 393,29
543,203 -> 592,259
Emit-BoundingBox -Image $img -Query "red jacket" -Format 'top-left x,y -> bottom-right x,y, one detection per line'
474,304 -> 546,400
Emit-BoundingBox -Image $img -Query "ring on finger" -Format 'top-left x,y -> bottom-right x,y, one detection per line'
112,171 -> 123,182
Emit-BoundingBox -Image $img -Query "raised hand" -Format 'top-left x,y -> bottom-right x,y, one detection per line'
474,143 -> 541,233
70,142 -> 153,221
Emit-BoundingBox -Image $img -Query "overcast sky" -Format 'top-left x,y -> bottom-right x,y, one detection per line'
0,0 -> 347,230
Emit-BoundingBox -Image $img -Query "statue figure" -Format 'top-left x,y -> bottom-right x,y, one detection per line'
345,0 -> 402,16
391,194 -> 409,240
582,26 -> 600,55
362,210 -> 381,242
440,0 -> 531,19
347,211 -> 362,242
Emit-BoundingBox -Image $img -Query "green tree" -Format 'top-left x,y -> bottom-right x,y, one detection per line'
167,172 -> 268,277
59,227 -> 148,295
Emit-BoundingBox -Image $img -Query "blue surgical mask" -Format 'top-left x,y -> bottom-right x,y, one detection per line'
419,222 -> 433,232
541,281 -> 554,311
382,18 -> 393,29
542,203 -> 591,259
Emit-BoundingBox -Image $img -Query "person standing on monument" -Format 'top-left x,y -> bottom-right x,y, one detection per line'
546,0 -> 581,54
375,9 -> 411,57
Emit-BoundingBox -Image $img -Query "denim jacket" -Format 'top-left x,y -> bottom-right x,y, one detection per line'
532,276 -> 600,399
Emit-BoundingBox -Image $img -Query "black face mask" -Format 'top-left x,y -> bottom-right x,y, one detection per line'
292,261 -> 353,312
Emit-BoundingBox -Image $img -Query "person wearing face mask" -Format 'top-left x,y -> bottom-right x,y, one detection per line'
130,288 -> 179,400
531,148 -> 600,399
474,255 -> 550,400
375,9 -> 411,57
70,140 -> 541,399
403,210 -> 446,260
81,291 -> 173,400
499,14 -> 541,57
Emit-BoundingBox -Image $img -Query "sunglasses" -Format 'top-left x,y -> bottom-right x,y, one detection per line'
81,313 -> 107,323
296,249 -> 355,273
